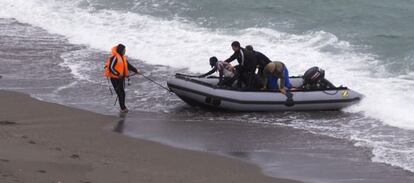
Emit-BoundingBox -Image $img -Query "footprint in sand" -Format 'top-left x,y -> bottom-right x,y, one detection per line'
0,170 -> 19,183
70,154 -> 80,159
0,121 -> 16,125
53,147 -> 62,151
37,170 -> 47,174
0,159 -> 10,163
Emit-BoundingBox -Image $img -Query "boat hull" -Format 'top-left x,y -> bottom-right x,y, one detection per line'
167,75 -> 362,111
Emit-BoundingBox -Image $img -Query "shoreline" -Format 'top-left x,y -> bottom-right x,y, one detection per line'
0,90 -> 300,183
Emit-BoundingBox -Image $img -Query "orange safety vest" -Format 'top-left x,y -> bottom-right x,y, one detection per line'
104,46 -> 129,78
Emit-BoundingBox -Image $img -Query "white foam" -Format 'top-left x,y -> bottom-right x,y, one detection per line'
53,81 -> 79,94
59,49 -> 100,83
353,134 -> 414,173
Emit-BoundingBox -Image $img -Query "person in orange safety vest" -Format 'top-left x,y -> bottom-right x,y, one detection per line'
105,44 -> 139,113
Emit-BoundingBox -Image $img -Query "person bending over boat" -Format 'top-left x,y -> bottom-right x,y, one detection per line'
262,61 -> 292,94
198,56 -> 235,86
245,45 -> 271,76
224,41 -> 258,88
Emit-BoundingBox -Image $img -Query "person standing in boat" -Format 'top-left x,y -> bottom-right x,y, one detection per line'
104,44 -> 139,113
198,56 -> 235,86
245,45 -> 271,76
262,61 -> 292,94
224,41 -> 258,88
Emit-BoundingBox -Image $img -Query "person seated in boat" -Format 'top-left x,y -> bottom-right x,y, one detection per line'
198,56 -> 235,86
262,61 -> 292,94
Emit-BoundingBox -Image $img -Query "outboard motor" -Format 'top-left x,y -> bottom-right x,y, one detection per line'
303,67 -> 325,84
302,67 -> 334,89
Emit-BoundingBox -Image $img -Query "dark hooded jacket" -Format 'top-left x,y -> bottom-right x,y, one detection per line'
224,48 -> 257,73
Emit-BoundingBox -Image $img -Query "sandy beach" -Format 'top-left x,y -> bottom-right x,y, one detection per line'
0,90 -> 300,183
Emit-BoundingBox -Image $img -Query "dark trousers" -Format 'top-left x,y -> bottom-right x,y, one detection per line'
228,65 -> 256,88
110,78 -> 126,110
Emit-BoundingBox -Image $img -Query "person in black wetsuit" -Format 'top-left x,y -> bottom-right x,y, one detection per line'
224,41 -> 258,88
245,45 -> 271,76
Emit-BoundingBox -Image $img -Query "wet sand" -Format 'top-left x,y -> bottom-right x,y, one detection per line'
0,90 -> 300,183
116,112 -> 414,183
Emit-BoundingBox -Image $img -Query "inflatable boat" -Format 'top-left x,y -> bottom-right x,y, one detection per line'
167,74 -> 362,111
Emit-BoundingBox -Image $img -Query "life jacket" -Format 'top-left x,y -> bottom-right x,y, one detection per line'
104,46 -> 129,78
